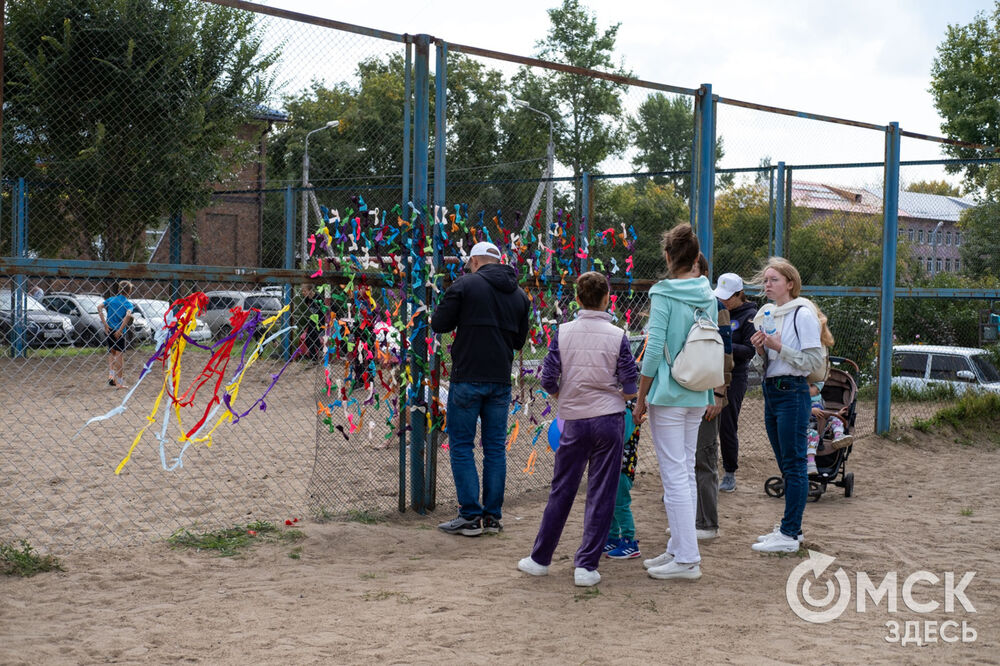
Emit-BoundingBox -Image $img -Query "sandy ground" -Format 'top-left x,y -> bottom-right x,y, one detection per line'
2,425 -> 997,664
1,349 -> 997,663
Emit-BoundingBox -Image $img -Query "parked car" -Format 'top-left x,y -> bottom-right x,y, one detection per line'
42,292 -> 152,347
0,288 -> 75,348
132,298 -> 212,342
41,292 -> 106,346
891,345 -> 1000,395
202,290 -> 284,338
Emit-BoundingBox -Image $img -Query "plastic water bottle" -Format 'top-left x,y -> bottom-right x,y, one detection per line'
762,306 -> 777,336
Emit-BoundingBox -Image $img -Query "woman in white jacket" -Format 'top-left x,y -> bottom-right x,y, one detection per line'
749,257 -> 831,553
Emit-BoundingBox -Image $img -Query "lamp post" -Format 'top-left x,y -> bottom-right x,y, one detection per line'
930,220 -> 944,277
514,99 -> 554,273
301,120 -> 339,269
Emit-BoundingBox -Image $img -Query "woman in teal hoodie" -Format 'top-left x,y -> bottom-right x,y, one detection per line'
633,223 -> 717,581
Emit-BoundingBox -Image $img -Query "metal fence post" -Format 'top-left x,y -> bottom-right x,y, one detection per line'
427,38 -> 447,511
767,166 -> 776,257
581,171 -> 590,272
876,122 -> 901,434
399,39 -> 412,513
409,33 -> 431,514
773,162 -> 785,258
283,185 -> 295,361
695,83 -> 715,273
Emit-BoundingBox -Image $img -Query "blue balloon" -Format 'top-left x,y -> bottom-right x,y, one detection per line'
548,418 -> 562,451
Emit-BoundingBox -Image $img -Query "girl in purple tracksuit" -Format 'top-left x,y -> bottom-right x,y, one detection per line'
517,272 -> 639,587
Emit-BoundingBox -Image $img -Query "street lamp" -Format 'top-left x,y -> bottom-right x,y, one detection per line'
930,220 -> 945,277
301,120 -> 339,269
513,99 -> 555,274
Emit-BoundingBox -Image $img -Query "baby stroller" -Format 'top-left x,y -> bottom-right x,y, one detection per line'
764,357 -> 859,502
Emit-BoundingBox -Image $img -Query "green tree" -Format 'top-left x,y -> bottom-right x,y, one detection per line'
590,179 -> 688,280
712,184 -> 773,281
517,0 -> 632,218
929,5 -> 1000,192
957,199 -> 1000,279
3,0 -> 277,261
629,93 -> 732,198
262,53 -> 527,265
905,179 -> 961,196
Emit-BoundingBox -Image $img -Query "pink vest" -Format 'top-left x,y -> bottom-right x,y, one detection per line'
556,311 -> 628,420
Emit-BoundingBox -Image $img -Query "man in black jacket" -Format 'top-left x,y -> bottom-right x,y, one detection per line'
431,241 -> 530,536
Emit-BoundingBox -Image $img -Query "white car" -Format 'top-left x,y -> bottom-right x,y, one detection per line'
132,299 -> 213,343
891,345 -> 1000,395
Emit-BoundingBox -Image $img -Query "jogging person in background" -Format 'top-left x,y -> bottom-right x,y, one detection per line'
431,241 -> 530,537
98,280 -> 135,389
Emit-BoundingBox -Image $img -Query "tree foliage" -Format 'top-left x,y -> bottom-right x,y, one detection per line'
629,93 -> 731,199
957,199 -> 1000,279
905,179 -> 961,197
929,5 -> 1000,193
591,179 -> 688,279
3,0 -> 278,260
517,0 -> 631,217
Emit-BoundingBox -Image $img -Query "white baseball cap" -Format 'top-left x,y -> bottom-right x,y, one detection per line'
713,273 -> 744,300
469,241 -> 502,260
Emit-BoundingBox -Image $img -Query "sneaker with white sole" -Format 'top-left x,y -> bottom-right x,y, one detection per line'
603,537 -> 621,554
718,472 -> 736,493
607,538 -> 641,559
756,524 -> 804,543
695,528 -> 719,540
517,557 -> 549,576
831,434 -> 853,450
574,567 -> 601,587
807,459 -> 818,475
752,531 -> 801,553
437,515 -> 482,537
648,560 -> 702,580
642,551 -> 673,570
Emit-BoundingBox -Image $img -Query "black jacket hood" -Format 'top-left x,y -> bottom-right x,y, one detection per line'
474,263 -> 519,294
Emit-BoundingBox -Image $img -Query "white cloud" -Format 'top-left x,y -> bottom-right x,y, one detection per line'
258,0 -> 993,180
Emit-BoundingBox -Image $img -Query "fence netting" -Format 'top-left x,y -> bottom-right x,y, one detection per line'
2,2 -> 998,552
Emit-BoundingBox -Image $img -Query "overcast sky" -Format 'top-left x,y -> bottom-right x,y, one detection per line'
257,0 -> 993,186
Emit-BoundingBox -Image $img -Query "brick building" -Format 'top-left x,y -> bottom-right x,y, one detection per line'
149,107 -> 288,267
791,181 -> 974,274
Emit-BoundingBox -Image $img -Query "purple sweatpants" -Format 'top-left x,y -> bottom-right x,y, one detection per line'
529,412 -> 625,571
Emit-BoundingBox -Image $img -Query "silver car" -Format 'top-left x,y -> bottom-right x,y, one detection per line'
132,299 -> 213,343
202,290 -> 284,339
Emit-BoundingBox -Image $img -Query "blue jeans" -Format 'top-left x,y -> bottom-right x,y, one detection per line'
763,376 -> 811,538
446,381 -> 512,519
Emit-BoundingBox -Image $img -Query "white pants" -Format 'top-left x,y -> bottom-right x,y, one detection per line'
648,404 -> 705,564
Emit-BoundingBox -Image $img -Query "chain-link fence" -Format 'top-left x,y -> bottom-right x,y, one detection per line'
3,1 -> 999,551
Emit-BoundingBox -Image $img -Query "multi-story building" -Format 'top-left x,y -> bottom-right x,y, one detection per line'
791,181 -> 974,274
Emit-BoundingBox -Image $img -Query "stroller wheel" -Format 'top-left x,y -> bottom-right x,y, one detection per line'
844,472 -> 854,498
764,476 -> 785,498
808,480 -> 823,502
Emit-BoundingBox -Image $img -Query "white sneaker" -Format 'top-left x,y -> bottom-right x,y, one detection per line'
517,557 -> 549,576
642,551 -> 673,570
648,560 -> 702,580
832,434 -> 853,450
574,567 -> 601,587
695,528 -> 719,540
756,524 -> 804,543
752,531 -> 801,553
807,460 -> 818,474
